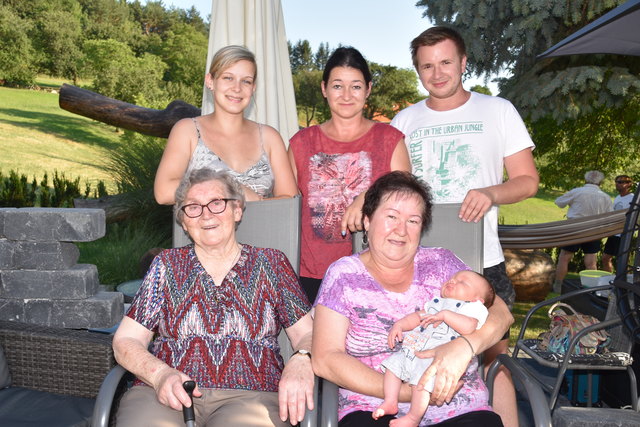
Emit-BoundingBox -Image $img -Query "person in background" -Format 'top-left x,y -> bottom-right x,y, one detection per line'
390,26 -> 538,427
288,46 -> 410,303
312,171 -> 512,427
602,175 -> 634,272
553,170 -> 613,289
114,168 -> 313,426
155,45 -> 298,205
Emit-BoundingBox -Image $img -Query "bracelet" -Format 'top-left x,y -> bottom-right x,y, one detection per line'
459,335 -> 475,358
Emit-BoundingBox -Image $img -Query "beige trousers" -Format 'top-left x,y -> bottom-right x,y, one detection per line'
116,385 -> 291,427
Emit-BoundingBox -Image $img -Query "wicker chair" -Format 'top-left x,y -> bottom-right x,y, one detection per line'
0,320 -> 115,426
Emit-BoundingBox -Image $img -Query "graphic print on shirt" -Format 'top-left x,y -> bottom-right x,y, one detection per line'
407,122 -> 483,203
308,151 -> 372,242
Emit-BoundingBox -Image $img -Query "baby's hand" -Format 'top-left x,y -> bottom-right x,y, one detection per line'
420,312 -> 445,328
387,324 -> 404,349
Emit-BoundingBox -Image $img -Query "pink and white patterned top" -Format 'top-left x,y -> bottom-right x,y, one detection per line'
315,246 -> 493,425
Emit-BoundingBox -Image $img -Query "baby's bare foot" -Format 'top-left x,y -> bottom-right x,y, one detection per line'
372,401 -> 398,419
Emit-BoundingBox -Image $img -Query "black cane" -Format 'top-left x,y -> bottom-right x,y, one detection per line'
182,380 -> 196,427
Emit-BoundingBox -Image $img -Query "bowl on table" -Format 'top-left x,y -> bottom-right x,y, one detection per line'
579,270 -> 614,288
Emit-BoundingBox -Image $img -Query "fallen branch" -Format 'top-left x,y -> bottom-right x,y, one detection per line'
59,84 -> 201,138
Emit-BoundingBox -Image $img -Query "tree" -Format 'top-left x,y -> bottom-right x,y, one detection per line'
160,22 -> 207,105
0,5 -> 36,85
470,84 -> 491,96
293,69 -> 327,127
35,6 -> 84,81
314,42 -> 331,70
417,0 -> 640,188
366,63 -> 422,120
78,0 -> 138,44
289,39 -> 314,74
81,39 -> 167,106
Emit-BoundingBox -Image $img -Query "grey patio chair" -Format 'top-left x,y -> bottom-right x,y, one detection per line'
92,196 -> 319,427
487,185 -> 640,426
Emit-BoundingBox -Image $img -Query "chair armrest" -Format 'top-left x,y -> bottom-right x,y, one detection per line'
487,354 -> 552,427
299,375 -> 319,427
91,364 -> 130,427
320,378 -> 339,427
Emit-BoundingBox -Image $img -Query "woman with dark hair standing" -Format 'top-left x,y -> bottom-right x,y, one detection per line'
288,47 -> 411,303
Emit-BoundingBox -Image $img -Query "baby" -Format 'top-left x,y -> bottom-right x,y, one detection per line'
373,270 -> 495,427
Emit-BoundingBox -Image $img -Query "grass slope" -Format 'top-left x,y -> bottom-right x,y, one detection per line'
0,85 -> 122,192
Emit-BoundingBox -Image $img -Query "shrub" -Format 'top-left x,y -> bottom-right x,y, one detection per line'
77,218 -> 171,287
0,170 -> 106,207
105,130 -> 172,239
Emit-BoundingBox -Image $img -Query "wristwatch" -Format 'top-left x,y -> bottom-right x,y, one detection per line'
292,349 -> 311,359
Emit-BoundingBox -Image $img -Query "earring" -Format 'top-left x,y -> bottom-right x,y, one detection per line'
362,230 -> 369,246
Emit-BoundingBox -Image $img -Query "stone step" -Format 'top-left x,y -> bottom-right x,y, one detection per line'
0,291 -> 124,329
0,240 -> 80,270
0,208 -> 105,242
0,264 -> 99,299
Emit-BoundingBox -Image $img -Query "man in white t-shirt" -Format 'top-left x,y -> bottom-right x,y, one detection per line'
602,175 -> 634,272
391,26 -> 539,427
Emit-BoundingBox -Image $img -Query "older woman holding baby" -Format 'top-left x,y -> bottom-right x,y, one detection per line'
312,171 -> 511,426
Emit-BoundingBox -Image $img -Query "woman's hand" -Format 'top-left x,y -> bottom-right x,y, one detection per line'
341,192 -> 366,234
279,354 -> 315,423
414,338 -> 471,406
152,366 -> 203,411
113,317 -> 202,412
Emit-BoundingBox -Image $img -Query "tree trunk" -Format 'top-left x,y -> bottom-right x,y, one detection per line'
58,84 -> 201,138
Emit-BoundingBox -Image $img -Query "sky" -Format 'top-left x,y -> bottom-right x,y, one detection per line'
159,0 -> 499,93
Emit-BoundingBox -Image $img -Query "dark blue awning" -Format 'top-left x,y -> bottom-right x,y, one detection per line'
537,0 -> 640,58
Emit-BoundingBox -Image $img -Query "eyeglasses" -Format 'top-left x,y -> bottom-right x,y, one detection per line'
180,198 -> 237,218
615,180 -> 632,184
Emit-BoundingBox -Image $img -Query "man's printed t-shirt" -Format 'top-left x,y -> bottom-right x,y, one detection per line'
391,92 -> 535,268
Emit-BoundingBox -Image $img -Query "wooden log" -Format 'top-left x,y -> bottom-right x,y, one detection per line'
59,84 -> 201,138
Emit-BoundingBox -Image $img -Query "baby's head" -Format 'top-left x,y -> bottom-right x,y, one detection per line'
440,270 -> 495,308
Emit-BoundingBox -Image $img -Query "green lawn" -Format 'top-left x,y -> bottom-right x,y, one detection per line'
0,84 -> 122,192
500,187 -> 567,224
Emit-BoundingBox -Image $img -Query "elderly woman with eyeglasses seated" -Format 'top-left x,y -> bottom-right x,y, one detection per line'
112,168 -> 314,427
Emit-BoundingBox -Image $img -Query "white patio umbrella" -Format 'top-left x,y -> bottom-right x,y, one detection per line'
201,0 -> 298,142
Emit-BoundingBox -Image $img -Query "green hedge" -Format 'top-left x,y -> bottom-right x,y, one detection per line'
0,170 -> 107,207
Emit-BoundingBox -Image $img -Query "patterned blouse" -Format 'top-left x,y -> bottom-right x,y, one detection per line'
127,244 -> 311,392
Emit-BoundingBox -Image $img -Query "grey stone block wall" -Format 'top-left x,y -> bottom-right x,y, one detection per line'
0,208 -> 122,328
0,208 -> 105,241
